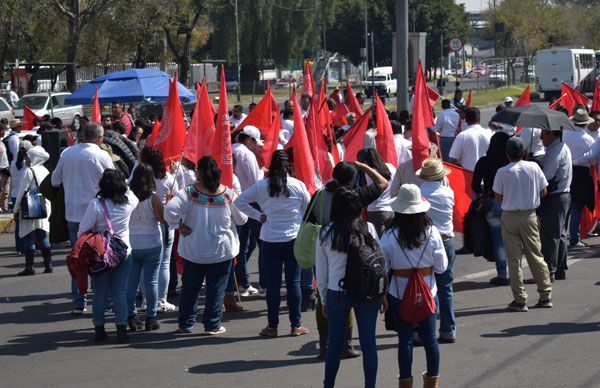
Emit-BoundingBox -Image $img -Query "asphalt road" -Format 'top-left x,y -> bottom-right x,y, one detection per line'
1,231 -> 600,388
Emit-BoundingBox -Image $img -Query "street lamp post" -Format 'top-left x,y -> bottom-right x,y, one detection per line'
234,0 -> 242,102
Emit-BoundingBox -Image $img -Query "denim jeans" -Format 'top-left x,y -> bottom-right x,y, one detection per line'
485,198 -> 508,279
262,240 -> 301,329
435,238 -> 456,340
236,217 -> 262,288
324,290 -> 380,388
21,228 -> 51,250
568,200 -> 584,245
388,294 -> 440,379
178,258 -> 231,332
92,254 -> 132,327
300,268 -> 314,290
440,137 -> 455,162
126,245 -> 162,317
67,221 -> 86,310
168,230 -> 180,292
158,224 -> 174,302
14,215 -> 24,253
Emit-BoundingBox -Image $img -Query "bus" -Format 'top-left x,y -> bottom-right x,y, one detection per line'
535,48 -> 596,100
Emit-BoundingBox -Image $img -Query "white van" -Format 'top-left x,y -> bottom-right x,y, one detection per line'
535,48 -> 597,100
364,66 -> 397,97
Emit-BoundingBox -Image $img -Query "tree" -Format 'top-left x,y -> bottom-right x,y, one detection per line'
51,0 -> 112,91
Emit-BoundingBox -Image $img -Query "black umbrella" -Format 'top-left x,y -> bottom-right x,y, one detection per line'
490,104 -> 576,131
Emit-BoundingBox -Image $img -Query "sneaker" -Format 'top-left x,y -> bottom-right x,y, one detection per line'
489,277 -> 510,286
555,271 -> 566,280
175,327 -> 192,334
138,299 -> 147,312
258,287 -> 267,298
71,307 -> 87,315
259,326 -> 278,338
507,300 -> 528,312
438,337 -> 456,344
534,298 -> 553,308
290,326 -> 310,336
104,307 -> 114,316
570,241 -> 587,248
202,326 -> 226,336
158,300 -> 176,313
238,284 -> 259,297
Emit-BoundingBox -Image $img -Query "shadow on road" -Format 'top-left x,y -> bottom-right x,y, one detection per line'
0,328 -> 94,356
187,356 -> 321,374
481,321 -> 600,338
454,281 -> 496,292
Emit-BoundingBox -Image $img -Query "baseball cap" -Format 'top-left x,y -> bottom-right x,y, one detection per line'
241,125 -> 264,146
504,96 -> 514,103
506,136 -> 525,158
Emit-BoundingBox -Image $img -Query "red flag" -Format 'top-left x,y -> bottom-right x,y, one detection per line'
238,85 -> 281,167
306,95 -> 332,181
561,82 -> 590,115
346,81 -> 363,115
592,81 -> 600,112
580,166 -> 600,239
302,60 -> 315,97
465,90 -> 472,108
444,162 -> 473,233
145,119 -> 161,147
91,87 -> 101,123
549,93 -> 568,111
514,85 -> 531,133
212,67 -> 234,187
332,101 -> 350,127
66,131 -> 75,145
375,91 -> 398,166
291,88 -> 317,194
183,80 -> 216,164
318,99 -> 341,165
150,70 -> 187,166
23,105 -> 36,130
412,61 -> 434,172
343,107 -> 372,162
427,86 -> 441,108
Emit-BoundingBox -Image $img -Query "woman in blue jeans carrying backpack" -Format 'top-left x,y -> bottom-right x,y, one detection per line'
316,187 -> 388,388
380,184 -> 448,388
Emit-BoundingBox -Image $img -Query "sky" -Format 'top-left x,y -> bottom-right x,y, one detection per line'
455,0 -> 494,13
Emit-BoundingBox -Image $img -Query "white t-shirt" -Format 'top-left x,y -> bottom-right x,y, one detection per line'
229,113 -> 247,128
435,108 -> 460,138
394,134 -> 412,165
280,119 -> 294,146
563,127 -> 594,165
492,160 -> 548,211
448,124 -> 492,172
518,127 -> 545,158
366,163 -> 396,212
232,143 -> 263,191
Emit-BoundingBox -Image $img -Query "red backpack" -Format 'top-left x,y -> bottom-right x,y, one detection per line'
397,231 -> 437,324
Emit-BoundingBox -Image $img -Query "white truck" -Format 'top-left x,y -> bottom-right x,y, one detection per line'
364,66 -> 397,97
13,92 -> 84,129
535,48 -> 597,100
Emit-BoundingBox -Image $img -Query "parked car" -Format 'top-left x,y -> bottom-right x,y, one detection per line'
489,70 -> 507,86
364,66 -> 397,97
13,92 -> 83,130
0,97 -> 15,122
470,66 -> 487,77
274,77 -> 297,89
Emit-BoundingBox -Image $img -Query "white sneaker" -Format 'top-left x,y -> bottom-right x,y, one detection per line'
238,284 -> 258,297
158,299 -> 176,312
201,325 -> 226,336
258,287 -> 267,298
139,299 -> 147,312
71,307 -> 87,315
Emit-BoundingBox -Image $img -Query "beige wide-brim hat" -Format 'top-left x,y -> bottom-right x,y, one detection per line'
416,158 -> 451,181
390,184 -> 430,215
571,108 -> 594,125
9,118 -> 21,129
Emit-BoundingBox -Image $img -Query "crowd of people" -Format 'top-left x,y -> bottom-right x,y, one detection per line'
2,82 -> 596,388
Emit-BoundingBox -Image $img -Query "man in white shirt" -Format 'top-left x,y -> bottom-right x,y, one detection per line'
448,108 -> 492,172
341,112 -> 356,132
391,120 -> 412,165
231,125 -> 265,296
493,136 -> 552,312
6,119 -> 22,159
504,96 -> 513,108
9,86 -> 19,106
518,127 -> 545,164
416,158 -> 456,343
51,123 -> 115,314
435,100 -> 460,161
229,104 -> 247,128
279,109 -> 294,147
562,108 -> 595,247
539,129 -> 572,281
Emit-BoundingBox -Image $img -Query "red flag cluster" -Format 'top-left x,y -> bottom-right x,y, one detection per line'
183,80 -> 216,165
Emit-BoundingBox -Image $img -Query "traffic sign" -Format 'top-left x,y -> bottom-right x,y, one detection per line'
449,38 -> 463,52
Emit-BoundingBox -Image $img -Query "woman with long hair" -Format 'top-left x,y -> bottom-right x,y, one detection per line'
235,150 -> 311,338
381,184 -> 448,388
165,156 -> 247,335
472,132 -> 510,285
13,146 -> 52,275
78,169 -> 139,343
10,140 -> 33,257
139,147 -> 177,312
316,187 -> 387,388
357,148 -> 397,237
126,163 -> 166,332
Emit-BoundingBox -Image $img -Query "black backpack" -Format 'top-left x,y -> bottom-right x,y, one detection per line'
338,233 -> 388,303
2,134 -> 14,164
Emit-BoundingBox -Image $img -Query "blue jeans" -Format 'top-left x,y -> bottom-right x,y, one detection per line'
324,290 -> 380,388
435,238 -> 456,340
158,224 -> 174,302
178,258 -> 231,332
389,294 -> 440,379
126,245 -> 162,317
262,240 -> 302,328
301,268 -> 314,290
21,228 -> 51,250
485,198 -> 508,278
68,221 -> 87,310
92,254 -> 132,327
440,137 -> 455,162
237,217 -> 262,288
568,200 -> 584,245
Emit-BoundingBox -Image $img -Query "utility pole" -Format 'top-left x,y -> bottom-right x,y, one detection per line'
234,0 -> 241,102
364,0 -> 368,82
396,0 -> 409,113
370,31 -> 375,107
440,33 -> 444,79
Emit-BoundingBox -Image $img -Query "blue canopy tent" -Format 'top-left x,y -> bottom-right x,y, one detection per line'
65,69 -> 196,105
